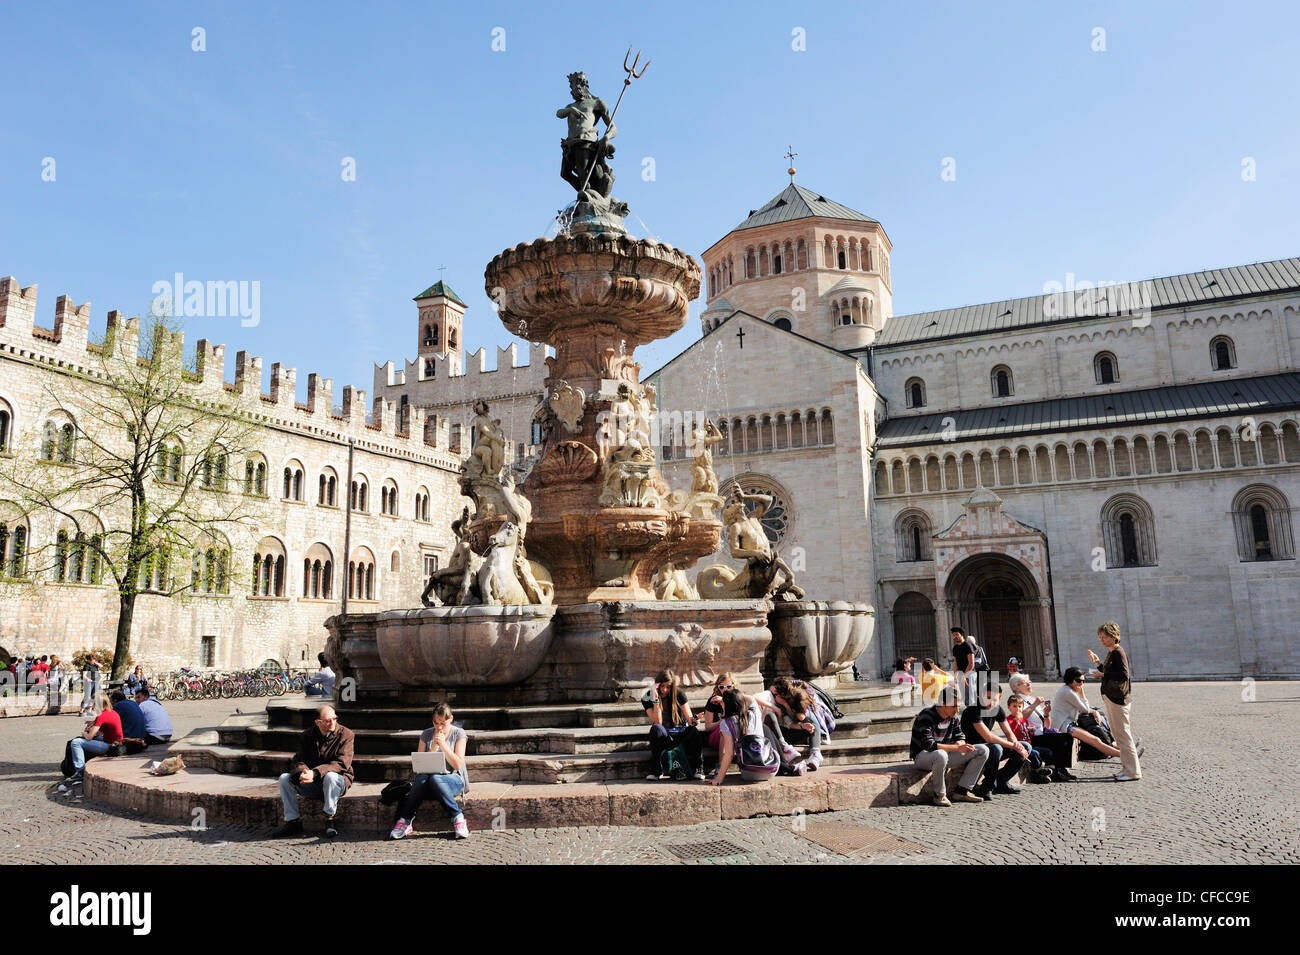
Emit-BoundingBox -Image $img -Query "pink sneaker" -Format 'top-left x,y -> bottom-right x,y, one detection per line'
388,818 -> 413,841
791,760 -> 808,776
453,815 -> 469,840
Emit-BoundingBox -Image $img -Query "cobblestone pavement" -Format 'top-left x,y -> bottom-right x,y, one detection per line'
2,682 -> 1297,865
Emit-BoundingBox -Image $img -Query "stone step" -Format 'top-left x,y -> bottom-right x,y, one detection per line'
265,683 -> 912,732
240,710 -> 911,758
174,728 -> 915,785
84,755 -> 924,833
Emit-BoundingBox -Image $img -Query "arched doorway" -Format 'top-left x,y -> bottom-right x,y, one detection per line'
944,553 -> 1049,671
893,592 -> 937,662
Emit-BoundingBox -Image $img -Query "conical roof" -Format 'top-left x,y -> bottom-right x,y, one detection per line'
732,183 -> 878,232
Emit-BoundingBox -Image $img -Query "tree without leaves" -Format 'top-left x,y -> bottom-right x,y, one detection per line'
0,310 -> 265,681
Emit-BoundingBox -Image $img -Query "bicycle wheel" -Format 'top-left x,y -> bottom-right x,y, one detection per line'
219,679 -> 235,699
271,678 -> 285,697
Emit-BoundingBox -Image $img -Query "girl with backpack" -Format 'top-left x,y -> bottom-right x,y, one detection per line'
642,668 -> 705,780
709,689 -> 779,785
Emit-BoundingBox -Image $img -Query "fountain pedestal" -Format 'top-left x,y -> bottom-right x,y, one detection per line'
486,232 -> 720,604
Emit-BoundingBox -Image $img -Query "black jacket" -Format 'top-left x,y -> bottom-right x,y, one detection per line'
909,705 -> 965,760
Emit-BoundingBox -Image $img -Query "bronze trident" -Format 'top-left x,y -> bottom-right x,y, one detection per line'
575,47 -> 650,198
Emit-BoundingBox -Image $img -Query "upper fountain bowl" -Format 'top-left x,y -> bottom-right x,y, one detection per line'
485,233 -> 701,347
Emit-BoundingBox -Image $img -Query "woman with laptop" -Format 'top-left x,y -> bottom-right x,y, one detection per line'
388,702 -> 470,840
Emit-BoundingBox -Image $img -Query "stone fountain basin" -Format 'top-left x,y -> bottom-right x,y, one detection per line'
376,605 -> 558,687
768,600 -> 876,678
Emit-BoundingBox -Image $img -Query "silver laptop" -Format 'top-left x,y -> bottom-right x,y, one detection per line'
411,750 -> 448,774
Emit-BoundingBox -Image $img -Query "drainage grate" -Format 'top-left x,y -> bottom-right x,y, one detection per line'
663,839 -> 750,861
797,821 -> 926,858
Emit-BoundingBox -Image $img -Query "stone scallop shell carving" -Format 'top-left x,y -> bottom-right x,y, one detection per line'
533,440 -> 599,485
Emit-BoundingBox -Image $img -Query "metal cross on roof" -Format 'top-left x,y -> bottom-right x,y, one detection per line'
784,146 -> 798,183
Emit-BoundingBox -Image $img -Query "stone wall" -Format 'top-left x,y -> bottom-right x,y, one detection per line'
0,279 -> 465,672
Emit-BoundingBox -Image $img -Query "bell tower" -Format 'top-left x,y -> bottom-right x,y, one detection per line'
413,279 -> 465,377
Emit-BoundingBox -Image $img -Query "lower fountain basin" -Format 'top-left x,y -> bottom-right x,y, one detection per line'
768,600 -> 875,682
376,605 -> 558,687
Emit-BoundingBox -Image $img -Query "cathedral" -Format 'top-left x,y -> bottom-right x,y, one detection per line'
4,179 -> 1298,680
650,180 -> 1300,681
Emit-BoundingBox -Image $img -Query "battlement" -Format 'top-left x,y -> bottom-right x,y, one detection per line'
0,275 -> 460,466
375,341 -> 550,398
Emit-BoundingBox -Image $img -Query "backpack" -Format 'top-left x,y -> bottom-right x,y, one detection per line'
1074,710 -> 1115,759
659,743 -> 693,780
379,780 -> 413,806
969,641 -> 990,672
736,732 -> 779,782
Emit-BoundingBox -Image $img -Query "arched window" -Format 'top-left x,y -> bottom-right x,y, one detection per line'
41,419 -> 76,463
991,365 -> 1013,398
774,317 -> 792,332
381,479 -> 399,516
252,537 -> 287,597
0,400 -> 11,454
1094,351 -> 1118,384
1232,485 -> 1295,561
773,253 -> 783,275
158,442 -> 184,483
415,487 -> 431,522
838,250 -> 846,269
201,449 -> 228,490
191,533 -> 231,594
0,512 -> 29,579
138,547 -> 170,592
1100,494 -> 1157,568
280,460 -> 304,501
1210,336 -> 1236,371
243,454 -> 267,495
302,542 -> 335,598
895,509 -> 933,562
819,409 -> 834,445
348,547 -> 377,600
905,378 -> 926,409
424,358 -> 436,377
351,475 -> 369,512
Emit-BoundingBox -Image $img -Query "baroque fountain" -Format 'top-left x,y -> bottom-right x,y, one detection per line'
325,68 -> 874,715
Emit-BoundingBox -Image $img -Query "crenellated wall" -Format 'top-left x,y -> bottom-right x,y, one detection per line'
0,277 -> 465,673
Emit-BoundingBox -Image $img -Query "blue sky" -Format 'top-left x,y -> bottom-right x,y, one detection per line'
3,1 -> 1298,398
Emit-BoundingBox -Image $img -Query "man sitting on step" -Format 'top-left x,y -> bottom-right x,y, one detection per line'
908,683 -> 989,807
271,704 -> 355,838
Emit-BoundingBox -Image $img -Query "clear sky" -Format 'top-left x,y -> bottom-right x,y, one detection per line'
3,1 -> 1298,399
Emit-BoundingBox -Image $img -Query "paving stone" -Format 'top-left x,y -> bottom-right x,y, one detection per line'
3,686 -> 1299,864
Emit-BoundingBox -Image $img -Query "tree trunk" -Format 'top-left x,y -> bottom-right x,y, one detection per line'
112,592 -> 136,681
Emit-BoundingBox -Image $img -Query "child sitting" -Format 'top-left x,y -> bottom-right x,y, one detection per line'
1006,694 -> 1053,784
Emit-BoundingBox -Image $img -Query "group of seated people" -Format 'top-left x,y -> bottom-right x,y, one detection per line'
56,685 -> 174,791
909,666 -> 1141,806
642,669 -> 831,785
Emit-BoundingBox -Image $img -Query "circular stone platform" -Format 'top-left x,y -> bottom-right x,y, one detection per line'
83,751 -> 935,835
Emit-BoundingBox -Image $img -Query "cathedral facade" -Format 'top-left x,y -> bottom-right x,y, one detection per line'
653,183 -> 1300,680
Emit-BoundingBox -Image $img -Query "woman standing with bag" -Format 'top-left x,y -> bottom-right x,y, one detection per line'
1089,621 -> 1142,782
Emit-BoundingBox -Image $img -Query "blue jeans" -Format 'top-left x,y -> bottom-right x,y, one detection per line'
397,772 -> 465,822
70,737 -> 110,770
978,742 -> 1027,790
278,771 -> 347,820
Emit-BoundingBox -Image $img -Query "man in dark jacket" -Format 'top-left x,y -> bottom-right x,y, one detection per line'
909,684 -> 989,806
272,705 -> 355,838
